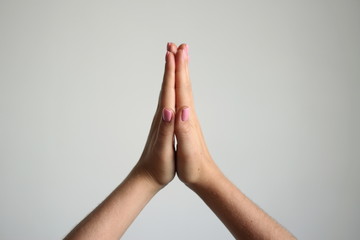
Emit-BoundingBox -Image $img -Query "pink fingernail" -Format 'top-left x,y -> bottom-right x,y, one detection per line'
167,42 -> 171,50
181,108 -> 190,121
162,108 -> 172,122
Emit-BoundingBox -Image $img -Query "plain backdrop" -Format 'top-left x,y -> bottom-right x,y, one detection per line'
0,0 -> 359,239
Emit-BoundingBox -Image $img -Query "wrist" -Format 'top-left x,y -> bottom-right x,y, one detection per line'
129,165 -> 163,194
186,160 -> 224,192
189,169 -> 230,206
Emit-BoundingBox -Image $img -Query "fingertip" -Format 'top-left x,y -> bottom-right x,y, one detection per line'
181,107 -> 190,121
167,42 -> 178,55
165,51 -> 176,71
162,108 -> 174,123
178,43 -> 187,50
158,108 -> 175,142
176,46 -> 189,62
175,106 -> 192,136
185,44 -> 189,61
165,50 -> 170,61
165,50 -> 174,62
170,43 -> 178,54
175,106 -> 190,121
175,48 -> 185,63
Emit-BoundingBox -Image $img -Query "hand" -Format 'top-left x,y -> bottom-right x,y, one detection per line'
134,43 -> 178,188
174,44 -> 220,187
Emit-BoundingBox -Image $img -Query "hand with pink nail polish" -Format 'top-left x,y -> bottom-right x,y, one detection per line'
134,42 -> 179,188
64,43 -> 179,240
173,44 -> 296,240
173,44 -> 220,187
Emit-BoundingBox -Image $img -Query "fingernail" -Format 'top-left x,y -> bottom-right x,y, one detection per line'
167,42 -> 171,50
162,108 -> 172,122
165,51 -> 170,61
181,107 -> 190,121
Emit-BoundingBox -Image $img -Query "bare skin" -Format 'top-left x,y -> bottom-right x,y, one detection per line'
64,43 -> 296,240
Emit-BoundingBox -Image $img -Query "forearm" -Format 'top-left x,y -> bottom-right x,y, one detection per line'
190,165 -> 295,240
64,167 -> 161,240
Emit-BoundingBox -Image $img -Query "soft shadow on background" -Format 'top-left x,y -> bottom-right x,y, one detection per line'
0,1 -> 359,239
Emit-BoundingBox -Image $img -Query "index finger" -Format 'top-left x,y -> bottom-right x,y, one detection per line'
159,43 -> 177,112
175,43 -> 193,110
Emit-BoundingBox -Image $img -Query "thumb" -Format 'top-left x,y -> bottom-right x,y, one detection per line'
156,108 -> 175,148
175,107 -> 193,146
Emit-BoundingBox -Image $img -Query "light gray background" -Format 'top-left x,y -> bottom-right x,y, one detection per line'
0,0 -> 359,239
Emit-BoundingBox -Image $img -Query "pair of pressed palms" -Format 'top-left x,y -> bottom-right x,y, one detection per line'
64,43 -> 295,240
